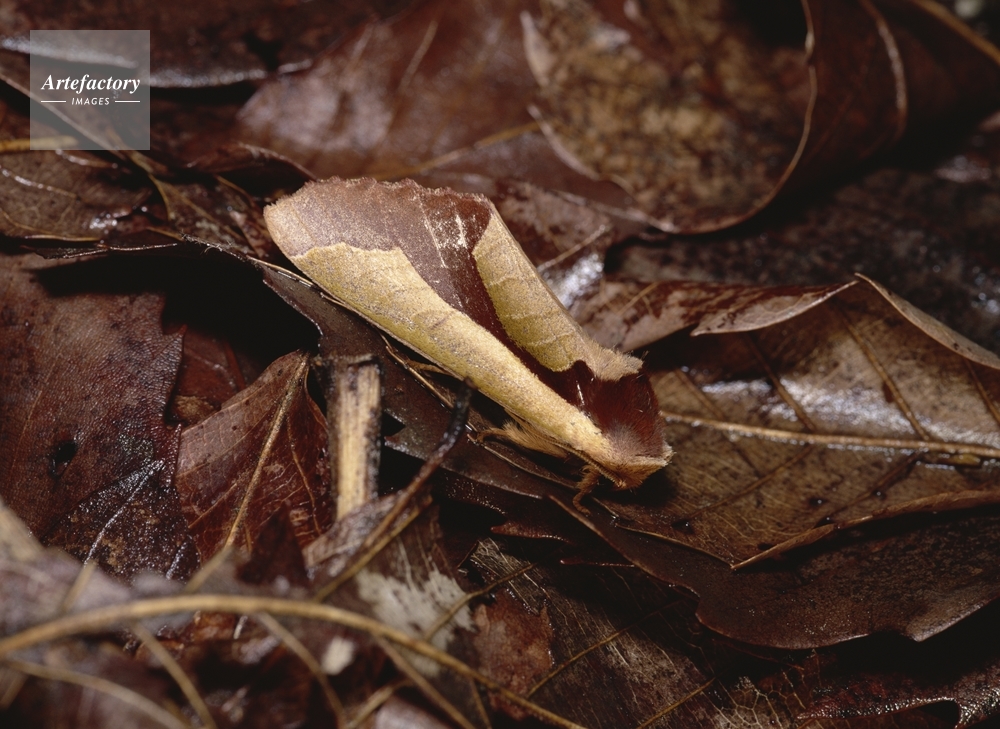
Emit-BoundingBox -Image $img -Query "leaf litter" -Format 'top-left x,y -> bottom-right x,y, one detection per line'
4,1 -> 1000,728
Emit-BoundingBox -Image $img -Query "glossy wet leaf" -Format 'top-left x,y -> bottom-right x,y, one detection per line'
577,277 -> 1000,567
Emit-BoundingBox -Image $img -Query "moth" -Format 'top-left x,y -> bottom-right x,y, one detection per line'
264,177 -> 672,503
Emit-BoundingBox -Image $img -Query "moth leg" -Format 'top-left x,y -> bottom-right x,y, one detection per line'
572,466 -> 602,513
470,427 -> 506,445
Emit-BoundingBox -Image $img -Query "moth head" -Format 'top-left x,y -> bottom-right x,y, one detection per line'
578,370 -> 672,489
502,370 -> 672,491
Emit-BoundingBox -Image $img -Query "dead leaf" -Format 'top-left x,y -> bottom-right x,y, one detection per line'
525,0 -> 1000,232
0,99 -> 151,240
324,502 -> 959,727
611,156 -> 1000,354
234,0 -> 1000,233
523,0 -> 807,232
233,0 -> 640,223
0,0 -> 412,88
578,277 -> 1000,567
0,254 -> 197,580
149,173 -> 277,259
176,350 -> 333,562
801,599 -> 1000,727
563,491 -> 1000,649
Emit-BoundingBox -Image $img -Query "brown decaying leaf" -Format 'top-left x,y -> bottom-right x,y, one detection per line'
465,474 -> 1000,651
148,173 -> 278,259
0,0 -> 413,88
233,0 -> 1000,233
526,0 -> 1000,231
235,0 -> 539,176
571,490 -> 1000,649
0,99 -> 150,240
801,599 -> 1000,728
523,0 -> 807,232
325,502 -> 956,728
233,0 -> 641,220
0,254 -> 198,580
0,483 -> 970,729
176,350 -> 333,561
613,153 -> 1000,358
573,276 -> 1000,568
574,277 -> 852,352
184,143 -> 314,199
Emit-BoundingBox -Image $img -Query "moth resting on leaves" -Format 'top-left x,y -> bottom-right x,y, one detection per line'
264,177 -> 671,503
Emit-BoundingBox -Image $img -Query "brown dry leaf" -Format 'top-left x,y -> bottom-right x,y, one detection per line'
574,278 -> 851,352
0,254 -> 197,580
234,0 -> 1000,233
525,0 -> 1000,232
573,276 -> 1000,568
612,150 -> 1000,356
234,0 -> 538,174
184,143 -> 314,199
148,173 -> 277,259
176,350 -> 333,561
573,491 -> 1000,648
0,0 -> 411,88
801,600 -> 1000,728
523,0 -> 807,232
233,0 -> 640,219
323,503 -> 956,728
0,496 -> 191,727
167,324 -> 247,427
464,478 -> 1000,649
0,487 -> 963,729
0,99 -> 151,240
